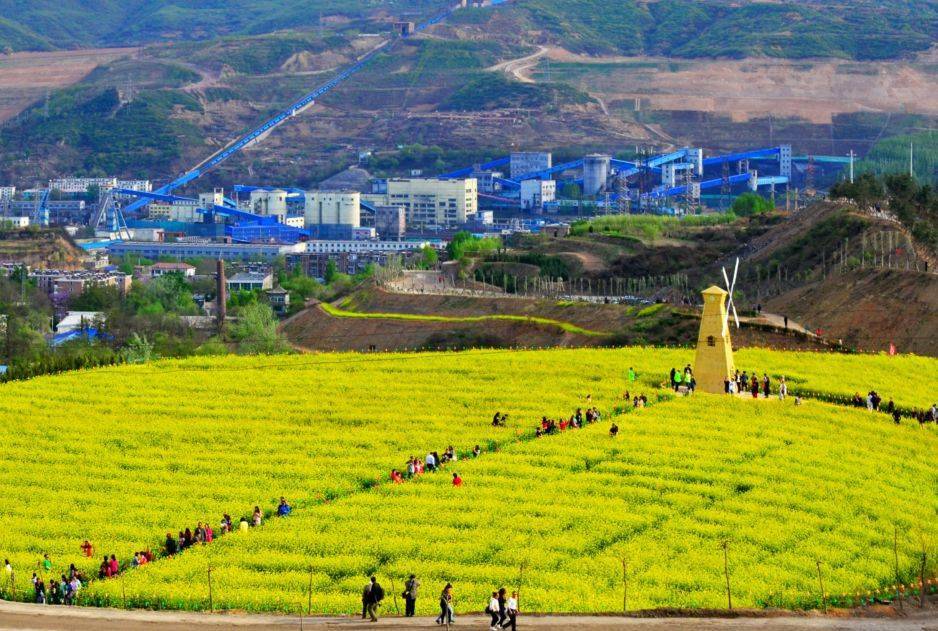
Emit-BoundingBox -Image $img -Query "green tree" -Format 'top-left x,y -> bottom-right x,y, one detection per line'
230,302 -> 289,355
419,245 -> 439,269
324,259 -> 339,284
731,192 -> 774,217
123,333 -> 154,364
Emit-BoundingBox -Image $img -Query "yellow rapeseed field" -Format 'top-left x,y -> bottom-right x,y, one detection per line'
0,348 -> 934,614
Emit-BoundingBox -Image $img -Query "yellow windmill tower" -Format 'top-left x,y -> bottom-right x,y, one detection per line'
694,258 -> 739,393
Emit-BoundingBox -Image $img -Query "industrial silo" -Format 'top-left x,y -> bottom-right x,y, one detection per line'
583,154 -> 611,196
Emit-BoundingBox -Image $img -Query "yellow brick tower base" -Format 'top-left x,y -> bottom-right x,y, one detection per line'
694,285 -> 735,394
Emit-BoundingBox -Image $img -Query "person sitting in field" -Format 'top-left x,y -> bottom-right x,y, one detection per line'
492,412 -> 502,426
165,532 -> 178,555
540,416 -> 549,430
472,445 -> 482,458
108,555 -> 119,577
80,540 -> 93,558
239,517 -> 249,533
415,458 -> 424,475
447,446 -> 457,462
98,557 -> 110,579
610,423 -> 619,438
559,418 -> 568,432
893,409 -> 902,425
585,408 -> 594,423
794,396 -> 802,406
535,427 -> 543,438
452,472 -> 463,487
425,452 -> 437,472
623,390 -> 631,401
391,469 -> 404,484
277,497 -> 292,517
593,407 -> 602,421
252,506 -> 262,526
575,408 -> 583,424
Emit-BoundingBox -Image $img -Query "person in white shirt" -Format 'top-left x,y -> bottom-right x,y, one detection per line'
503,591 -> 519,630
778,376 -> 788,400
488,591 -> 500,630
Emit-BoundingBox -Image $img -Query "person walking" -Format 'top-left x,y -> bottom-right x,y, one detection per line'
762,373 -> 770,398
366,576 -> 384,622
436,583 -> 454,627
487,591 -> 501,631
403,574 -> 420,617
361,580 -> 372,620
778,376 -> 787,401
497,587 -> 509,628
502,591 -> 519,630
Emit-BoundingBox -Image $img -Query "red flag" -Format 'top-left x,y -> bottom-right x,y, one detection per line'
888,342 -> 897,356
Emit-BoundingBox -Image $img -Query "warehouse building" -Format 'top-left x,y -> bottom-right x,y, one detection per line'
373,177 -> 477,229
510,152 -> 552,179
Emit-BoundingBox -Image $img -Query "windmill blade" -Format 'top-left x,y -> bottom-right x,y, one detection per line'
731,257 -> 739,293
731,301 -> 740,329
721,266 -> 732,333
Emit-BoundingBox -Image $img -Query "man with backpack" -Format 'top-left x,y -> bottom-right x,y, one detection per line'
365,576 -> 384,622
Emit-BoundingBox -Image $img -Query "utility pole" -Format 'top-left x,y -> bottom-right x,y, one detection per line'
848,150 -> 855,184
909,140 -> 914,178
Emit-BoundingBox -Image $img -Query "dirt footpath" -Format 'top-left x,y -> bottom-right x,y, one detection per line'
0,602 -> 936,631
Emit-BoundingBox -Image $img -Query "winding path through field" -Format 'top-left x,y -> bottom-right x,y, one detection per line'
1,601 -> 936,630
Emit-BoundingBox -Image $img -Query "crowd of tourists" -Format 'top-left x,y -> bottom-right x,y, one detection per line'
851,391 -> 938,426
360,573 -> 518,629
393,445 -> 473,487
534,406 -> 602,438
669,365 -> 696,392
720,370 -> 788,400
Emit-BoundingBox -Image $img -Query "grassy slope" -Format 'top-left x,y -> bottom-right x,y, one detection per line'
0,349 -> 934,611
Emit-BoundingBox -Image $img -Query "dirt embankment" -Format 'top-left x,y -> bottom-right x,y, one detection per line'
282,287 -> 827,353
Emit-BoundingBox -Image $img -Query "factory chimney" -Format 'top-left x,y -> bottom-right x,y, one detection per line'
216,259 -> 227,331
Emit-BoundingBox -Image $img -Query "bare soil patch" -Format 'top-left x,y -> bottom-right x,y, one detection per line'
538,47 -> 938,124
0,48 -> 137,122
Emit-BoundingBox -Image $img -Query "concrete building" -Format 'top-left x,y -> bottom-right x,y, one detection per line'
0,187 -> 14,206
49,178 -> 118,194
3,217 -> 30,228
147,200 -> 201,222
148,262 -> 196,279
383,178 -> 477,228
30,269 -> 131,297
113,180 -> 152,200
583,154 -> 611,196
109,241 -> 304,262
374,205 -> 406,241
470,168 -> 503,194
304,191 -> 361,228
11,199 -> 87,224
510,152 -> 552,179
266,287 -> 290,315
520,179 -> 556,211
227,272 -> 273,293
304,239 -> 436,255
199,189 -> 226,209
250,190 -> 288,223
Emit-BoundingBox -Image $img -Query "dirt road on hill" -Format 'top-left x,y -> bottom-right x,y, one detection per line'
0,601 -> 935,631
488,45 -> 549,83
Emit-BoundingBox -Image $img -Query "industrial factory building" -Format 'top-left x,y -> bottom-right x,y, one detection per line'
370,177 -> 478,229
510,152 -> 552,180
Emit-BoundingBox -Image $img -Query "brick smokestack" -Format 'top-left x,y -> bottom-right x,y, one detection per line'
216,259 -> 227,331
